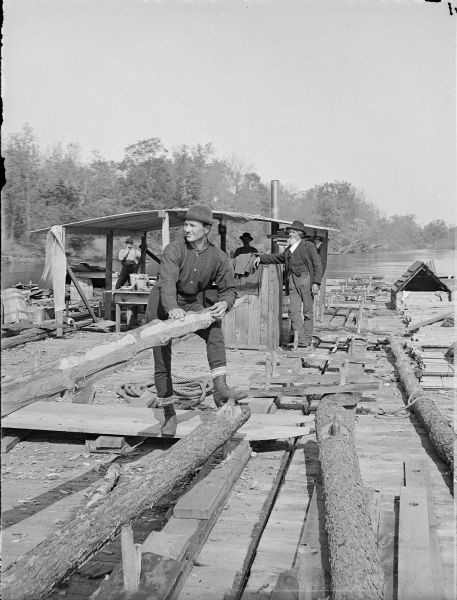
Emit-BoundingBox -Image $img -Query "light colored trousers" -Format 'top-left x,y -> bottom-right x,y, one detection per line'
288,273 -> 313,345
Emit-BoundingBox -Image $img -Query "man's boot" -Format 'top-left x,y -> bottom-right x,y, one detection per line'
212,375 -> 247,408
161,402 -> 177,436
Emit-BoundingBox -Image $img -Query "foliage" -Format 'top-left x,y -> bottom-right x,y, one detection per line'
2,125 -> 454,258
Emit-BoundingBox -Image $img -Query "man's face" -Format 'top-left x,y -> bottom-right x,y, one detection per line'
184,219 -> 209,243
288,229 -> 301,243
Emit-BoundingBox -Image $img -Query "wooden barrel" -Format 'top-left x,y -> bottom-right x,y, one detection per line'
1,288 -> 28,324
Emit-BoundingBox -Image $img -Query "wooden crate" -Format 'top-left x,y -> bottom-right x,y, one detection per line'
222,265 -> 282,350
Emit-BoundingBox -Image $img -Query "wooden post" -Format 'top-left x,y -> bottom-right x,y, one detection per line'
55,227 -> 66,338
66,265 -> 98,323
139,233 -> 147,273
105,230 -> 114,319
159,210 -> 170,249
357,298 -> 364,334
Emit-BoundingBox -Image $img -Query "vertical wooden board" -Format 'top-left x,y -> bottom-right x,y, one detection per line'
377,496 -> 395,600
234,299 -> 249,348
398,486 -> 434,600
404,460 -> 449,600
259,266 -> 270,348
247,294 -> 261,347
295,482 -> 330,599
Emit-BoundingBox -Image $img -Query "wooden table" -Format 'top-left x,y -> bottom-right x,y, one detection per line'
112,289 -> 151,332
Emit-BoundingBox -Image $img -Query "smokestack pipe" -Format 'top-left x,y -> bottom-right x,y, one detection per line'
271,180 -> 279,253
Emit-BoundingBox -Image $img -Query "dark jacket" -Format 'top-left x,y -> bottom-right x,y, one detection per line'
158,237 -> 237,313
259,240 -> 323,287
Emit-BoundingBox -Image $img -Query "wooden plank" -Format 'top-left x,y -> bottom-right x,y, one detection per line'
173,440 -> 251,519
242,443 -> 314,598
292,382 -> 380,396
178,445 -> 293,600
295,482 -> 330,599
398,486 -> 434,600
377,497 -> 395,600
2,402 -> 163,436
404,460 -> 448,600
121,525 -> 141,593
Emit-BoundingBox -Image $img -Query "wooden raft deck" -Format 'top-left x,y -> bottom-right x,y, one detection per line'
1,299 -> 455,599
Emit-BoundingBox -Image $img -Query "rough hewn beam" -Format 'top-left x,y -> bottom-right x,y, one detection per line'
2,308 -> 237,417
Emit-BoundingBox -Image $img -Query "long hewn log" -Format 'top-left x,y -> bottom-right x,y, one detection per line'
388,335 -> 455,469
407,311 -> 453,334
2,304 -> 245,417
2,406 -> 250,600
316,394 -> 385,600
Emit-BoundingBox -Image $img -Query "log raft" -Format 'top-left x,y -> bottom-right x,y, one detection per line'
387,335 -> 455,470
315,394 -> 385,600
2,407 -> 250,600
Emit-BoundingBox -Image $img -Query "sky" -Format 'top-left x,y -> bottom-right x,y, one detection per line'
2,0 -> 456,225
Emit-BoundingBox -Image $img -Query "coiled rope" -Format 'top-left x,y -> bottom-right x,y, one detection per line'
116,374 -> 213,409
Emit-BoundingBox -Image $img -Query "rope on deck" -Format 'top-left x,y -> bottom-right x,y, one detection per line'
116,374 -> 213,409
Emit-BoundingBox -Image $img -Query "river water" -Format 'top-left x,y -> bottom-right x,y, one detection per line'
1,248 -> 455,289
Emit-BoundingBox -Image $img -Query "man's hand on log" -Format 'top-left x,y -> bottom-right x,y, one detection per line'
168,308 -> 186,320
209,301 -> 228,319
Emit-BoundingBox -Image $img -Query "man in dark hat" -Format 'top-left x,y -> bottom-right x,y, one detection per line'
116,237 -> 141,289
254,220 -> 322,348
234,232 -> 258,258
146,204 -> 247,435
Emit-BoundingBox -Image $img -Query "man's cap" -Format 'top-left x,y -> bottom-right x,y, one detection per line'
239,232 -> 253,241
125,237 -> 133,244
289,220 -> 307,234
185,204 -> 213,225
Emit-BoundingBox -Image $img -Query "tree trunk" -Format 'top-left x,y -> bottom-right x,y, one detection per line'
2,407 -> 251,600
2,309 -> 224,416
388,335 -> 455,470
316,394 -> 385,600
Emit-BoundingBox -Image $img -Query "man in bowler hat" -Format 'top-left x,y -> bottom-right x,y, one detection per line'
234,232 -> 258,258
254,220 -> 322,348
146,204 -> 247,435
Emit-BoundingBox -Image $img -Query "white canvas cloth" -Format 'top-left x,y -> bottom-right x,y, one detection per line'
41,225 -> 67,312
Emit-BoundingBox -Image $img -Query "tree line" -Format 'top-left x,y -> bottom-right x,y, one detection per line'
2,124 -> 454,258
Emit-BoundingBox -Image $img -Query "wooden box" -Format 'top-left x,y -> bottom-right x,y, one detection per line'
222,265 -> 282,350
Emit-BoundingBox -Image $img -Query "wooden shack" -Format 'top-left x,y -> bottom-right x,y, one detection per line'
32,206 -> 335,348
391,261 -> 452,309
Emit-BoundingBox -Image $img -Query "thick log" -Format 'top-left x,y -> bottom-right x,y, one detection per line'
316,395 -> 385,600
2,406 -> 250,600
387,335 -> 455,470
1,308 -> 232,417
407,311 -> 453,334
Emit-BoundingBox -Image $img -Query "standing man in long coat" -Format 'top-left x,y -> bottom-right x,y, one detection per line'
255,220 -> 323,348
146,204 -> 247,435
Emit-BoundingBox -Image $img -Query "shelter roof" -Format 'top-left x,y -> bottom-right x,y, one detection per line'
391,261 -> 452,293
30,208 -> 337,236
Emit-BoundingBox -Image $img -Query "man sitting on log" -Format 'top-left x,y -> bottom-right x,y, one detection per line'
254,220 -> 322,349
146,204 -> 247,435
